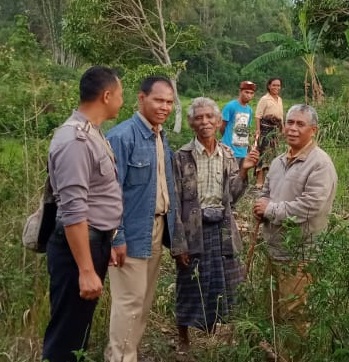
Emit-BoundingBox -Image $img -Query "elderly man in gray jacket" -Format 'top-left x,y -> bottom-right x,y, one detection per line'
253,104 -> 337,361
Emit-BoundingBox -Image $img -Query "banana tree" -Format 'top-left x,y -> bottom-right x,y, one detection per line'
243,8 -> 327,104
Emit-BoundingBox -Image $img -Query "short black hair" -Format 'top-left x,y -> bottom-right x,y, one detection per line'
266,77 -> 282,91
80,66 -> 119,102
139,76 -> 174,95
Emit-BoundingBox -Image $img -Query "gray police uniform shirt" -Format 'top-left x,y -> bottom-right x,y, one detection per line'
48,110 -> 123,231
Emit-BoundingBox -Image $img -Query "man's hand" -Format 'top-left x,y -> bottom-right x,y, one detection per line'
253,197 -> 270,220
176,253 -> 190,267
110,244 -> 127,267
64,221 -> 103,300
79,270 -> 103,300
241,148 -> 260,171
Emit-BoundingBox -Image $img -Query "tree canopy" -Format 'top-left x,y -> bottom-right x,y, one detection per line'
0,0 -> 348,102
295,0 -> 349,59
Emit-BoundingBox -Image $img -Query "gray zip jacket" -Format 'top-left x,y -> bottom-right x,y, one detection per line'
261,143 -> 337,260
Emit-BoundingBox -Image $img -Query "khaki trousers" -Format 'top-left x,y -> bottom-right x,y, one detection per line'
273,262 -> 312,336
108,216 -> 164,362
269,261 -> 312,361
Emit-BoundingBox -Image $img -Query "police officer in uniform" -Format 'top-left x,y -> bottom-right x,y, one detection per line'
42,66 -> 124,362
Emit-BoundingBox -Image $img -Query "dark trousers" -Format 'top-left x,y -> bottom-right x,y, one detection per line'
42,222 -> 112,362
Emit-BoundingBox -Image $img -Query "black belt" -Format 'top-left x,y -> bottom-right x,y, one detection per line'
56,219 -> 117,240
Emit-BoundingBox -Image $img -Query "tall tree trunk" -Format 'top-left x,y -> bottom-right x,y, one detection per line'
311,73 -> 325,105
303,55 -> 325,105
171,79 -> 182,133
304,69 -> 309,104
39,0 -> 77,66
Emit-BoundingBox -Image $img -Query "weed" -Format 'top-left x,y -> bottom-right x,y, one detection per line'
1,96 -> 349,361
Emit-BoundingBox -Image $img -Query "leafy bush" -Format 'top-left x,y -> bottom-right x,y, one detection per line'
0,15 -> 79,138
306,216 -> 349,360
317,100 -> 349,147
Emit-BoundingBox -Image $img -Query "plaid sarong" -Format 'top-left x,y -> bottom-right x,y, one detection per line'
257,115 -> 282,170
175,222 -> 244,330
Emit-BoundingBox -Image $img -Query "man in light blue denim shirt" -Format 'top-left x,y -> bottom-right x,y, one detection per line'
106,76 -> 176,362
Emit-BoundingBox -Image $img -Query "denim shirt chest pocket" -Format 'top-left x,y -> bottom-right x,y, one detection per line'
126,152 -> 151,186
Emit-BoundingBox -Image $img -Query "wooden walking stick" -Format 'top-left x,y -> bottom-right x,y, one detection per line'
245,133 -> 261,278
245,219 -> 261,278
253,132 -> 260,150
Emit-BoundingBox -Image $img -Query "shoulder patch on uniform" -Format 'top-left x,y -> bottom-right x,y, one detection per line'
62,119 -> 88,142
75,125 -> 87,141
